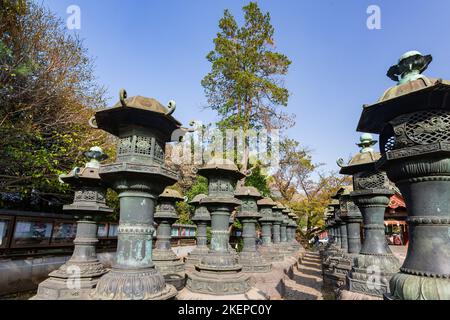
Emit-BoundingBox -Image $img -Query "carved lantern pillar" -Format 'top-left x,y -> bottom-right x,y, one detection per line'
357,51 -> 450,300
338,134 -> 400,298
271,203 -> 283,250
90,90 -> 181,300
32,147 -> 113,300
321,210 -> 335,258
185,194 -> 210,267
179,158 -> 266,299
322,199 -> 343,286
152,188 -> 185,290
287,212 -> 299,250
235,186 -> 271,273
257,197 -> 282,261
324,188 -> 357,288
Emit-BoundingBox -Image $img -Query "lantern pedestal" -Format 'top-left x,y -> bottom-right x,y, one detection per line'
347,190 -> 400,298
185,194 -> 210,268
32,147 -> 112,300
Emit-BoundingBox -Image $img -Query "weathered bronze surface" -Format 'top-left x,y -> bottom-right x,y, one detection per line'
32,147 -> 113,300
184,158 -> 256,296
235,186 -> 271,273
185,194 -> 210,267
338,134 -> 400,297
257,197 -> 283,261
358,52 -> 450,300
91,90 -> 179,300
153,188 -> 186,290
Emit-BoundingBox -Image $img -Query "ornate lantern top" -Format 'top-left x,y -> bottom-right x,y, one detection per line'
154,188 -> 183,221
59,147 -> 113,215
234,186 -> 262,198
197,158 -> 246,180
158,188 -> 184,201
357,52 -> 450,134
190,193 -> 210,222
90,89 -> 181,141
189,193 -> 207,205
235,186 -> 262,219
258,197 -> 276,222
257,197 -> 276,207
337,133 -> 380,175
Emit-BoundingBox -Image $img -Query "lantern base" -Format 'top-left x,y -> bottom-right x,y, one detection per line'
185,246 -> 210,267
239,251 -> 272,273
31,260 -> 107,300
91,267 -> 177,300
184,269 -> 254,296
386,272 -> 450,300
258,245 -> 284,262
153,249 -> 186,290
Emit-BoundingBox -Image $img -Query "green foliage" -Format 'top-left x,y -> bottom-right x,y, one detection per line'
185,176 -> 208,201
245,164 -> 270,196
0,1 -> 112,210
176,201 -> 193,225
202,2 -> 292,132
173,175 -> 208,225
105,189 -> 119,222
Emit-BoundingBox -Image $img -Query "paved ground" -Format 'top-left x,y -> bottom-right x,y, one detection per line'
389,245 -> 408,264
283,251 -> 326,300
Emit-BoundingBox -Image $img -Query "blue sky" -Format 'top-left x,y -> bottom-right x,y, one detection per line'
42,0 -> 450,174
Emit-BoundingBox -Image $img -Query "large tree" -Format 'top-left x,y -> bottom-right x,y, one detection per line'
271,137 -> 351,242
202,2 -> 293,177
0,1 -> 112,211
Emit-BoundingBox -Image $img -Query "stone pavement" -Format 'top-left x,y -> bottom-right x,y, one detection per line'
389,245 -> 407,264
283,251 -> 325,300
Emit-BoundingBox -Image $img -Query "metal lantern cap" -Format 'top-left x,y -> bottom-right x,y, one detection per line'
158,188 -> 184,201
189,193 -> 207,205
234,186 -> 262,199
257,197 -> 276,207
357,53 -> 450,134
197,158 -> 246,180
91,90 -> 181,140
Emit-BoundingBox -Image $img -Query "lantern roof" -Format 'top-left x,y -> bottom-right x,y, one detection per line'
357,52 -> 450,134
235,186 -> 262,199
91,89 -> 182,140
158,188 -> 184,201
197,158 -> 246,180
257,197 -> 276,207
338,134 -> 380,175
189,193 -> 207,205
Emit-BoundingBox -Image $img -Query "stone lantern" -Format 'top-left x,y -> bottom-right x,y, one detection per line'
321,208 -> 335,257
323,188 -> 353,288
257,197 -> 283,262
280,207 -> 290,250
330,186 -> 362,290
178,158 -> 266,299
287,211 -> 300,251
234,186 -> 271,273
271,203 -> 284,256
321,214 -> 335,260
336,133 -> 400,298
152,188 -> 185,290
90,90 -> 181,300
33,147 -> 113,300
322,199 -> 343,285
357,51 -> 450,300
185,194 -> 210,267
228,215 -> 238,257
